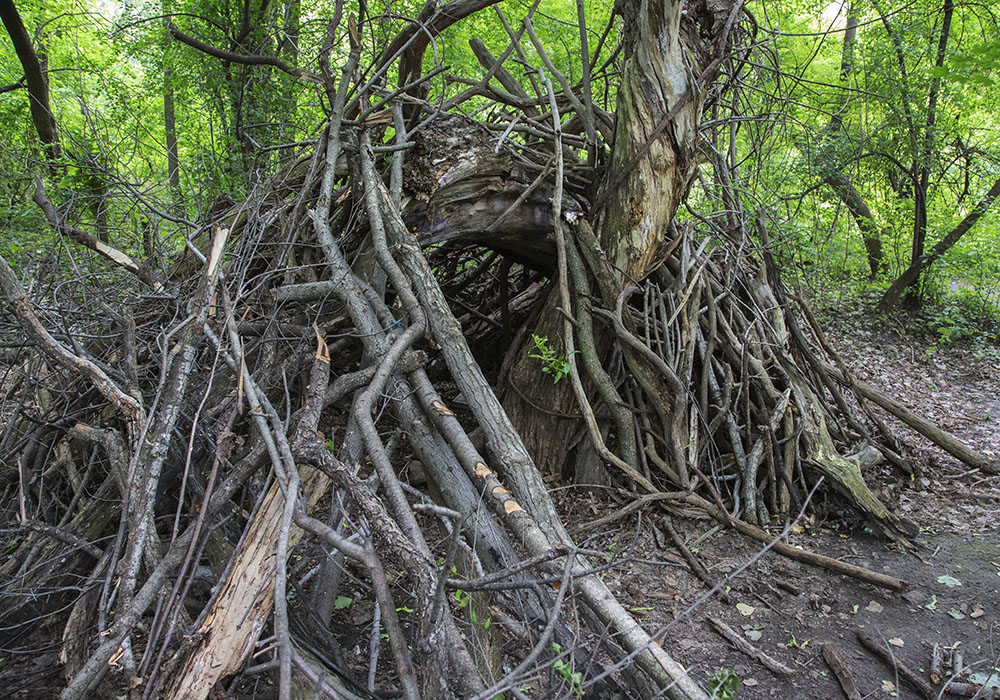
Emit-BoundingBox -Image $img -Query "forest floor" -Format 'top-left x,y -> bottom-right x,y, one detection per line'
563,302 -> 1000,700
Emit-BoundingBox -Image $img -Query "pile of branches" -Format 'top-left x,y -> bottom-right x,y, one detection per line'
1,1 -> 994,699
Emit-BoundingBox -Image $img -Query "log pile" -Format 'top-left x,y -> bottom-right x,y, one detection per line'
0,2 -> 993,699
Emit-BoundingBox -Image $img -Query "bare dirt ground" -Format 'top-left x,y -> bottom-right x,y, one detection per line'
571,311 -> 1000,699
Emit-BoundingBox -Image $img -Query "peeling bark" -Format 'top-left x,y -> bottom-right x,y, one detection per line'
162,467 -> 331,700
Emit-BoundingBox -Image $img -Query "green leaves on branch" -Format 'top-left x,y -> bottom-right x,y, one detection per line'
549,643 -> 584,698
528,334 -> 575,384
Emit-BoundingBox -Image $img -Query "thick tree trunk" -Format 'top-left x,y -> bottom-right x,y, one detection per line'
504,0 -> 737,476
596,0 -> 709,283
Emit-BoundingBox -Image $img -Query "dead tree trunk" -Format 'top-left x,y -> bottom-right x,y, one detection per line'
504,0 -> 742,481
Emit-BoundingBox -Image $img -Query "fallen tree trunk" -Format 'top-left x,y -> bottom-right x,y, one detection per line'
819,359 -> 996,474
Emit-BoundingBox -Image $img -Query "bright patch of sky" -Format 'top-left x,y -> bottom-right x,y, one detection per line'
820,0 -> 849,31
90,0 -> 122,23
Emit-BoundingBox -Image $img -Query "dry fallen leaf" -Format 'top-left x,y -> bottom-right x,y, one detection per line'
937,574 -> 962,588
881,679 -> 896,693
889,638 -> 904,647
866,600 -> 884,613
736,602 -> 755,616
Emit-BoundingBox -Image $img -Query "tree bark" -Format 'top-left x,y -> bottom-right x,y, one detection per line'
597,0 -> 714,283
504,0 -> 740,476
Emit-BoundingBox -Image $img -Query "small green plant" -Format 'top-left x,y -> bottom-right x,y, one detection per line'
528,334 -> 575,384
549,643 -> 584,698
785,634 -> 809,649
708,668 -> 740,700
454,587 -> 476,623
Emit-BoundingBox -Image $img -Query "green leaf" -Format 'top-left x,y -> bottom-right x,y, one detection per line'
708,668 -> 740,700
937,575 -> 962,588
334,596 -> 353,610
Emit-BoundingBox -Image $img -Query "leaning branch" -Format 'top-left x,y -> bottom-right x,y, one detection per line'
31,175 -> 164,291
820,359 -> 996,474
379,0 -> 505,88
167,20 -> 322,84
0,75 -> 25,94
686,493 -> 908,591
0,254 -> 143,422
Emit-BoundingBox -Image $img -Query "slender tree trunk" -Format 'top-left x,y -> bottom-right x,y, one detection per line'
878,175 -> 1000,311
825,171 -> 883,277
822,2 -> 884,277
164,63 -> 181,206
908,0 -> 953,295
278,0 -> 299,142
164,71 -> 180,199
162,0 -> 180,206
0,0 -> 60,158
830,1 -> 857,133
